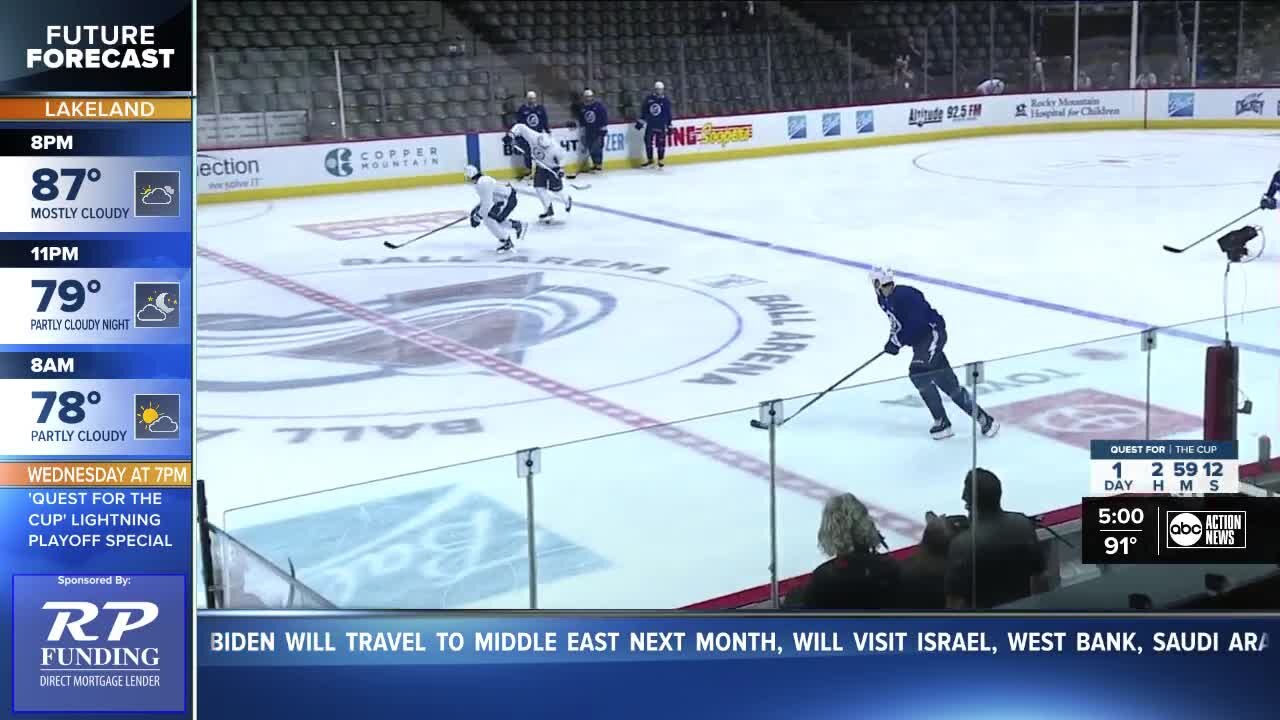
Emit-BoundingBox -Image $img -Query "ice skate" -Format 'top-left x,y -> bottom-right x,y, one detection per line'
930,417 -> 954,440
980,412 -> 1000,438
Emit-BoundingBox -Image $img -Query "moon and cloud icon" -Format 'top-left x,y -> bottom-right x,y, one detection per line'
134,282 -> 180,328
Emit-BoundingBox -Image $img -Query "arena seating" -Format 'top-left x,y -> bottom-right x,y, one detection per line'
195,0 -> 1280,149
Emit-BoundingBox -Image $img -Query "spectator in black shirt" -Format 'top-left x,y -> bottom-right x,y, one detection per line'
945,468 -> 1046,609
785,493 -> 901,610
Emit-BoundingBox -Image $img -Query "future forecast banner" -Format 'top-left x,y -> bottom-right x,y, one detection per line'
0,2 -> 193,718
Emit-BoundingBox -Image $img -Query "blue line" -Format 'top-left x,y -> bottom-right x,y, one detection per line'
572,199 -> 1280,357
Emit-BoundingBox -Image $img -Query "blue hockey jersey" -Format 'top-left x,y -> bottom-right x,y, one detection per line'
877,284 -> 945,348
641,94 -> 672,128
517,103 -> 549,132
580,99 -> 609,130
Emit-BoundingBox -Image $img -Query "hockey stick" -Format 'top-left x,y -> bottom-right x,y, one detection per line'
748,351 -> 885,430
1163,207 -> 1260,253
382,216 -> 467,249
512,142 -> 593,190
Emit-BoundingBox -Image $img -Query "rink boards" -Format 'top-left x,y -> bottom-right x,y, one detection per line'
196,87 -> 1280,203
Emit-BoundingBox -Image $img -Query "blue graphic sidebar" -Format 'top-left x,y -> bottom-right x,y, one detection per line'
0,3 -> 196,718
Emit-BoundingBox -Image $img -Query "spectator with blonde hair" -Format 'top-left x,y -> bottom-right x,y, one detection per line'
784,493 -> 901,609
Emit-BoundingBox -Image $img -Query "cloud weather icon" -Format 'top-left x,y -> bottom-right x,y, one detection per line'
137,304 -> 167,322
147,415 -> 178,433
141,186 -> 175,205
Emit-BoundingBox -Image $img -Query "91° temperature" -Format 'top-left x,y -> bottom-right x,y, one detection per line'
1104,535 -> 1140,556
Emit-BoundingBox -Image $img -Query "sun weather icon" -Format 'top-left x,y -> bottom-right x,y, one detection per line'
135,394 -> 180,440
134,282 -> 180,328
134,170 -> 181,217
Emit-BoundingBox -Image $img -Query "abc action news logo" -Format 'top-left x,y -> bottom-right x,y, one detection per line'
1167,511 -> 1246,550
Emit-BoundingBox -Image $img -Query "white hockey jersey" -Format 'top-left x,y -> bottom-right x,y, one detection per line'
473,174 -> 514,215
510,122 -> 564,170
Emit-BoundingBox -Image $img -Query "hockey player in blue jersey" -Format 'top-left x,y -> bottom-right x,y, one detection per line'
635,80 -> 673,168
1260,163 -> 1280,210
871,267 -> 1000,440
514,91 -> 550,179
577,89 -> 609,173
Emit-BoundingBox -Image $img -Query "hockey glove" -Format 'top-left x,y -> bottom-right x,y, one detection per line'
469,205 -> 482,228
634,120 -> 645,130
1262,196 -> 1278,211
883,340 -> 900,356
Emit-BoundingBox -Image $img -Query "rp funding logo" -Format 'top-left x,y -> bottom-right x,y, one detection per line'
43,601 -> 159,642
325,147 -> 353,176
12,575 -> 186,713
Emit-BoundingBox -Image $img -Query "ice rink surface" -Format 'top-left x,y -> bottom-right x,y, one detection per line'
196,129 -> 1280,608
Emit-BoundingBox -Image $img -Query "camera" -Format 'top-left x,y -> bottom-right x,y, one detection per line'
1217,225 -> 1258,263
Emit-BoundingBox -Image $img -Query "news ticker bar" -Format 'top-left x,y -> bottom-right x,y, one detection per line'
195,616 -> 1279,719
1082,495 -> 1280,564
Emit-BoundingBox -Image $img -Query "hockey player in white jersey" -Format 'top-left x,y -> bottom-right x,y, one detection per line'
463,164 -> 526,253
509,122 -> 573,223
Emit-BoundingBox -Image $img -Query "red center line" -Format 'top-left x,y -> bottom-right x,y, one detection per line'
198,246 -> 924,540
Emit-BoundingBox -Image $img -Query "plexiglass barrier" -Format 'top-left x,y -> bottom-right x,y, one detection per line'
196,1 -> 1280,148
214,306 -> 1279,609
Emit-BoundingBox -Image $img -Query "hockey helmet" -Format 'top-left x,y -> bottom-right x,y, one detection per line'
869,266 -> 895,289
463,164 -> 480,182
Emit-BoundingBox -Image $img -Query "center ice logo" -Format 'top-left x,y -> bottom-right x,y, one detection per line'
198,272 -> 615,392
